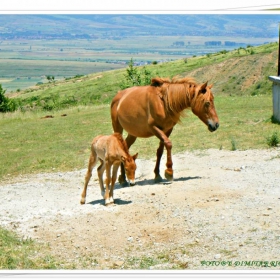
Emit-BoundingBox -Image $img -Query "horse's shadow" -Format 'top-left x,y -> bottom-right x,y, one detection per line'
87,198 -> 132,206
136,175 -> 201,186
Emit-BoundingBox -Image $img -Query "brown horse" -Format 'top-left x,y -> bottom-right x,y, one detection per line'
111,76 -> 219,183
80,133 -> 138,206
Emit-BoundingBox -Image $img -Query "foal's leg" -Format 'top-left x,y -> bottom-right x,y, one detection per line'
152,127 -> 173,181
80,151 -> 97,204
104,161 -> 112,206
109,164 -> 120,204
119,134 -> 137,185
97,160 -> 106,198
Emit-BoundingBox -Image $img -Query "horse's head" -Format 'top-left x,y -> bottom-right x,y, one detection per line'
121,153 -> 138,186
191,82 -> 219,132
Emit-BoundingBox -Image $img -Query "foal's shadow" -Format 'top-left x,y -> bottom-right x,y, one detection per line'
86,176 -> 201,206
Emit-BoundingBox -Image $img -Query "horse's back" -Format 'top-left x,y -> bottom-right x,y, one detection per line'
111,85 -> 152,109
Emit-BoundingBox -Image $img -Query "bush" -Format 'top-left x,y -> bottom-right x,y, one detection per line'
0,84 -> 18,112
119,58 -> 154,89
266,132 -> 279,147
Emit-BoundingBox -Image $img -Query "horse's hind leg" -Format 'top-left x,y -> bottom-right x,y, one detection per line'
154,141 -> 164,183
80,151 -> 97,204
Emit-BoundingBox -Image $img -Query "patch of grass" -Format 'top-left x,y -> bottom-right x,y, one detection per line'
230,138 -> 237,151
0,227 -> 68,269
123,251 -> 187,269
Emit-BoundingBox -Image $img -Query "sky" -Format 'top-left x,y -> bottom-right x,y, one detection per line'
0,0 -> 280,13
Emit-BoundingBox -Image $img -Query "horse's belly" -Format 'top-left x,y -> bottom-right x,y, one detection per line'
116,87 -> 156,138
119,116 -> 153,138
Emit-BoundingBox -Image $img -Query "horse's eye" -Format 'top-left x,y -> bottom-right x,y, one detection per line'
205,101 -> 210,108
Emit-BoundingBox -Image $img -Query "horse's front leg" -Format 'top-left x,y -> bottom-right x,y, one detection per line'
119,134 -> 137,185
152,126 -> 173,181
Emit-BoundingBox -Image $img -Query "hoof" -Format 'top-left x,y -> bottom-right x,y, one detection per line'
105,201 -> 114,206
80,198 -> 85,205
154,175 -> 163,183
164,170 -> 173,181
121,180 -> 129,187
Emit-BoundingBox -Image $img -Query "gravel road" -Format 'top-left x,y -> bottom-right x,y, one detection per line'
1,148 -> 280,270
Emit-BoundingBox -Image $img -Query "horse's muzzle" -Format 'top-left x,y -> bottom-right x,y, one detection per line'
208,122 -> 219,132
128,179 -> 136,186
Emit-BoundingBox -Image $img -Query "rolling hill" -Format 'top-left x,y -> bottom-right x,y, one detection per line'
0,14 -> 279,39
9,42 -> 278,111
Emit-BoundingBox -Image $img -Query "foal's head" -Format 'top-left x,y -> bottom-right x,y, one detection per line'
191,82 -> 219,132
122,153 -> 138,186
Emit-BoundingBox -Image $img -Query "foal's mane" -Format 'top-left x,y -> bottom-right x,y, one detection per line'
151,76 -> 199,120
112,132 -> 130,155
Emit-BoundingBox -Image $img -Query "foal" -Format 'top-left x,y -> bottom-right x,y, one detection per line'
80,133 -> 138,206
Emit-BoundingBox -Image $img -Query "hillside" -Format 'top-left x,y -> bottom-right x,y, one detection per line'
0,14 -> 279,38
9,42 -> 278,111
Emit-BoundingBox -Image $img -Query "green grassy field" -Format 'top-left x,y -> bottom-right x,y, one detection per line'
0,94 -> 278,181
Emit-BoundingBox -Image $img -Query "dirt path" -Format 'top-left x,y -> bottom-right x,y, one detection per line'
1,148 -> 280,269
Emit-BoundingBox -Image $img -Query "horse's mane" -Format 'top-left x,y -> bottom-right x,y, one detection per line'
151,76 -> 199,120
112,132 -> 130,155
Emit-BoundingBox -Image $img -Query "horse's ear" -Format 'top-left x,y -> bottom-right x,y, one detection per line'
121,156 -> 126,162
199,81 -> 208,94
208,84 -> 213,89
151,77 -> 164,87
132,153 -> 138,160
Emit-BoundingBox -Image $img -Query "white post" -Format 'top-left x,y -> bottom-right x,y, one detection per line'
268,76 -> 280,122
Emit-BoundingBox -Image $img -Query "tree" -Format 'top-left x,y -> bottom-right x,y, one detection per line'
46,75 -> 55,83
